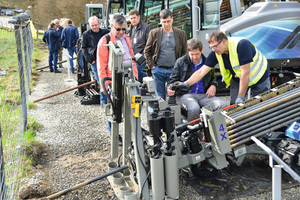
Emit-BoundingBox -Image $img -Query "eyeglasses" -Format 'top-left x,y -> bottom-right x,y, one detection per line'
210,40 -> 222,50
113,25 -> 126,32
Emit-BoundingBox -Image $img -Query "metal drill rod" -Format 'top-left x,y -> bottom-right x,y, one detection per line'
228,103 -> 300,135
227,99 -> 300,131
46,165 -> 128,199
229,87 -> 300,119
229,107 -> 300,140
225,78 -> 300,115
229,87 -> 300,118
225,90 -> 300,125
231,117 -> 300,149
230,112 -> 300,145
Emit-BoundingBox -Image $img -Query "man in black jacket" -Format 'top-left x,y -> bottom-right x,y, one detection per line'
167,38 -> 227,122
127,9 -> 151,83
81,16 -> 109,103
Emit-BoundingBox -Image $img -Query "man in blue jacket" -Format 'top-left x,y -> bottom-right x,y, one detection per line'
61,20 -> 79,73
42,23 -> 62,73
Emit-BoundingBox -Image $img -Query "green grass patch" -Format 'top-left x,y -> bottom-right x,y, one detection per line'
1,26 -> 49,196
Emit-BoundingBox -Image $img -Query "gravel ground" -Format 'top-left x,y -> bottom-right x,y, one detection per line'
25,60 -> 300,200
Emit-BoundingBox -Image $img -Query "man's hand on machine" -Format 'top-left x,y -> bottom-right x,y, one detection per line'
235,95 -> 245,104
167,81 -> 189,96
170,81 -> 189,90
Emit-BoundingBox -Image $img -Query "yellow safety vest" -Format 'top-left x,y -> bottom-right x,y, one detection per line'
216,37 -> 267,87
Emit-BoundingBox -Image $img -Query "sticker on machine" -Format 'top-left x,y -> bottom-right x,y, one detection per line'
234,146 -> 246,157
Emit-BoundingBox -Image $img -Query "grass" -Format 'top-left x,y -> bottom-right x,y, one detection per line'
0,25 -> 48,197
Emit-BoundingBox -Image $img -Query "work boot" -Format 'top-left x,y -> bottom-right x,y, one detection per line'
54,70 -> 62,73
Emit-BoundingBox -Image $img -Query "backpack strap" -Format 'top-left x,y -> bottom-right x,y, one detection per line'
104,34 -> 110,44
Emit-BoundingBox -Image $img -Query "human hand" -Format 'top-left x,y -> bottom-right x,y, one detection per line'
167,86 -> 175,96
206,85 -> 216,98
171,81 -> 189,90
235,95 -> 245,104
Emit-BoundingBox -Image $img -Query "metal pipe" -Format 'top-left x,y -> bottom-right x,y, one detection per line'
230,112 -> 299,144
227,99 -> 300,131
34,57 -> 77,70
225,91 -> 300,125
33,80 -> 96,103
231,117 -> 300,148
46,165 -> 128,199
229,87 -> 300,119
228,106 -> 300,136
226,79 -> 300,115
251,136 -> 300,182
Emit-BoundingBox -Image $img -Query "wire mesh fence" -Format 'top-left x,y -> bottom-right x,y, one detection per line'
0,20 -> 34,200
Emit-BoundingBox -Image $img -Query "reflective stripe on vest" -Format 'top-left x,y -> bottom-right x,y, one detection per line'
216,37 -> 267,87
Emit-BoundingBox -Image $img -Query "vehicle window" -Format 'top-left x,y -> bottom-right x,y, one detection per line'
140,0 -> 163,30
200,0 -> 219,29
169,0 -> 192,39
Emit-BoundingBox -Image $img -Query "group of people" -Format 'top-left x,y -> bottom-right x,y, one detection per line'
42,18 -> 79,74
45,8 -> 271,127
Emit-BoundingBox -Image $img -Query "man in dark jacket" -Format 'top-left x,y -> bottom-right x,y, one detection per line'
144,9 -> 187,100
81,16 -> 110,104
61,20 -> 79,73
127,9 -> 151,83
42,23 -> 62,73
167,38 -> 227,122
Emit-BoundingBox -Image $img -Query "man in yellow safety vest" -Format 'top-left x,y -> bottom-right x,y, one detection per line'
176,31 -> 270,105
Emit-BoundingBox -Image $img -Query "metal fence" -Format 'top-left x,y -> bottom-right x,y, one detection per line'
0,20 -> 34,200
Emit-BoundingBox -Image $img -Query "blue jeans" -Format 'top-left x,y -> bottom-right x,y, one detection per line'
67,47 -> 76,72
137,62 -> 147,83
48,50 -> 58,71
230,77 -> 271,105
91,63 -> 99,84
77,48 -> 83,72
152,66 -> 173,100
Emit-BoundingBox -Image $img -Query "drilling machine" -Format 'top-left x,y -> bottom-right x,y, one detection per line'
102,41 -> 300,199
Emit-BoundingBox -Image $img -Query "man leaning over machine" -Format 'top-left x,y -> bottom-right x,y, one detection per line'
167,38 -> 228,122
175,31 -> 270,105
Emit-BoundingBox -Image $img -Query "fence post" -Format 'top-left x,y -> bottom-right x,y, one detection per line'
0,125 -> 7,200
14,24 -> 28,131
22,23 -> 31,95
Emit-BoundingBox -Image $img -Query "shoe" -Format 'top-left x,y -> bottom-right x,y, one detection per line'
50,69 -> 54,72
71,71 -> 75,74
54,70 -> 62,73
59,65 -> 64,68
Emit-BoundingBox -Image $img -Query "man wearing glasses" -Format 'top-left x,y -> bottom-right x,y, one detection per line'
97,14 -> 138,84
177,31 -> 270,105
96,14 -> 138,138
167,38 -> 228,122
144,9 -> 187,100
